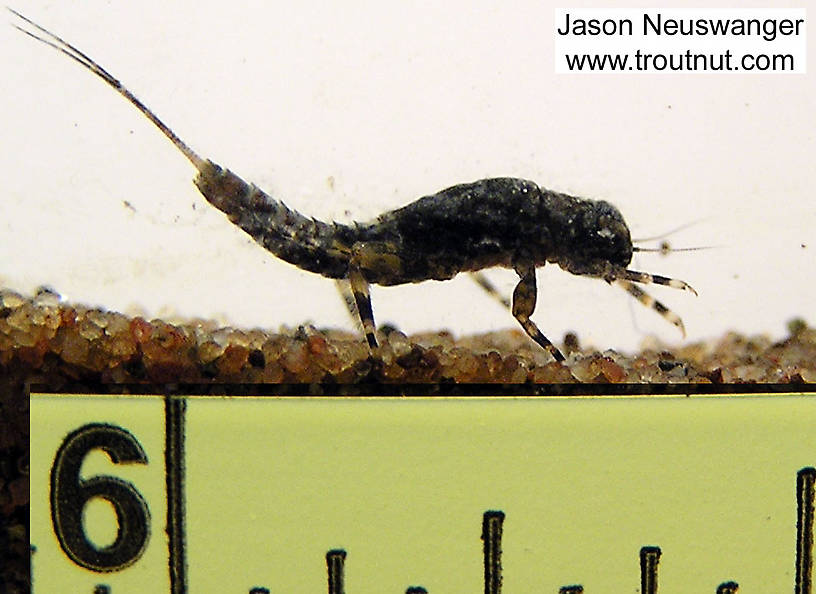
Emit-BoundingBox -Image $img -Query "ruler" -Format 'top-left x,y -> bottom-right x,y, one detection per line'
30,394 -> 814,592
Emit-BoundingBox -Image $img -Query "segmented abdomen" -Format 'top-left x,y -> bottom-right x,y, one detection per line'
194,160 -> 354,279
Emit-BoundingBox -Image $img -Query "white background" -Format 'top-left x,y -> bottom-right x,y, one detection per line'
2,1 -> 814,353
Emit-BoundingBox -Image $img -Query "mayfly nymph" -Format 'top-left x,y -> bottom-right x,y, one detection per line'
12,9 -> 697,361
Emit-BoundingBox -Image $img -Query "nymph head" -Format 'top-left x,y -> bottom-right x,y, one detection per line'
557,200 -> 633,275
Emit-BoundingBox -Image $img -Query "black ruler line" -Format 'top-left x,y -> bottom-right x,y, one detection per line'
797,467 -> 815,594
482,511 -> 504,594
640,546 -> 661,594
326,549 -> 347,594
165,396 -> 187,594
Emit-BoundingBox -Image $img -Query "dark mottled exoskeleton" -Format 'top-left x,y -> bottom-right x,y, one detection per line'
13,10 -> 696,361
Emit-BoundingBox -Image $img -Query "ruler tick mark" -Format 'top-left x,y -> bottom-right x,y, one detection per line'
639,546 -> 661,594
482,510 -> 505,594
797,467 -> 815,594
165,397 -> 187,594
326,549 -> 347,594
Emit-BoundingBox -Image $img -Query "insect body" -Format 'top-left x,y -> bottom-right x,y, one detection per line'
12,10 -> 696,361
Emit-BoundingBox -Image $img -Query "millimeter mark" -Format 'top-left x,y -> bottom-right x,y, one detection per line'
165,397 -> 186,594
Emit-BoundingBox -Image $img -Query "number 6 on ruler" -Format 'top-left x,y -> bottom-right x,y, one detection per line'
50,424 -> 150,572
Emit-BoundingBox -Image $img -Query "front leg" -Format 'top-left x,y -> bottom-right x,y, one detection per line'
511,259 -> 565,361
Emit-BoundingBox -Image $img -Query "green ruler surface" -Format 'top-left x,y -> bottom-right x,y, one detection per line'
30,394 -> 815,593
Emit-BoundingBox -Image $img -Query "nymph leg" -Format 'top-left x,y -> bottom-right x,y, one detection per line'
614,280 -> 687,337
620,269 -> 697,295
469,272 -> 511,309
347,264 -> 378,349
511,260 -> 565,361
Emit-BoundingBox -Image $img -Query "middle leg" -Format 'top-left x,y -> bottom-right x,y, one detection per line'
469,271 -> 511,310
511,259 -> 565,361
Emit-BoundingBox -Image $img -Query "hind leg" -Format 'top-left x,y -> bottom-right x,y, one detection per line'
347,263 -> 378,349
346,241 -> 405,350
334,279 -> 359,323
